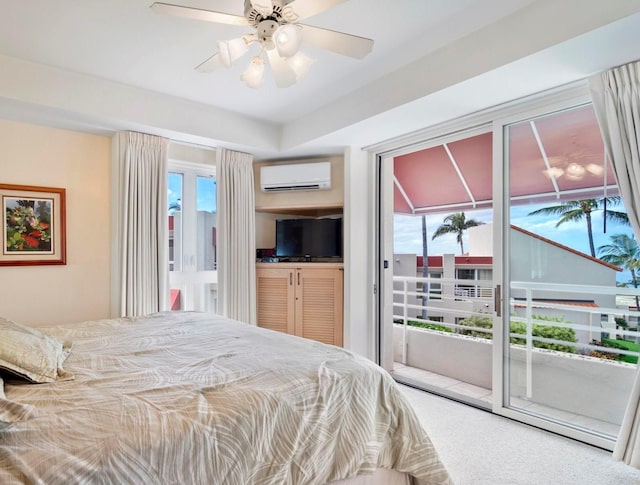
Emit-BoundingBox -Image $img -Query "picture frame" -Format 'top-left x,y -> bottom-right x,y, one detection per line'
1,184 -> 66,266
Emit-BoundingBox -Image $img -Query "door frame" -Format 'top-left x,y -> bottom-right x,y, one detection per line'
491,93 -> 615,451
369,80 -> 616,450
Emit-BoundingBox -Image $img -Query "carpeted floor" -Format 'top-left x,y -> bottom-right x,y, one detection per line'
398,384 -> 640,485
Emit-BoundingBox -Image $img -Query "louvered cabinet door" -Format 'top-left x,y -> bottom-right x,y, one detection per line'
295,267 -> 344,347
256,266 -> 295,335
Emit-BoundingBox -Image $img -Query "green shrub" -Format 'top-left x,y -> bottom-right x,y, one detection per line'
458,313 -> 577,353
602,338 -> 640,364
394,319 -> 452,333
510,317 -> 577,353
458,315 -> 493,338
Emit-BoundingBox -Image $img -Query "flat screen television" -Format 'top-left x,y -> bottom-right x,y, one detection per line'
275,218 -> 342,259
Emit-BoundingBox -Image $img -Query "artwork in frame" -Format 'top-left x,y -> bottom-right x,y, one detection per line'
1,184 -> 66,266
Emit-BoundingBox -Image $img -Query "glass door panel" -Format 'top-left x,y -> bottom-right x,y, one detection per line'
196,176 -> 217,272
504,104 -> 637,444
168,165 -> 217,313
168,172 -> 183,310
388,129 -> 495,408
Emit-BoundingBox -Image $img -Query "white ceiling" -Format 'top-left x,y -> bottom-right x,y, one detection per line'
1,0 -> 640,159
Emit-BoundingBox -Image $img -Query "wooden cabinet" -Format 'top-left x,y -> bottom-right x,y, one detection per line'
256,263 -> 343,346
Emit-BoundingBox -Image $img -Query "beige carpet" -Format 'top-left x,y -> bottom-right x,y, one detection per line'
398,384 -> 640,485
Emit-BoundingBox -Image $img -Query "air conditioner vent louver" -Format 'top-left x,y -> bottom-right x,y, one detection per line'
263,184 -> 322,192
260,161 -> 331,192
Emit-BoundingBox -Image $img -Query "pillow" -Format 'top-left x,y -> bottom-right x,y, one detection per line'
0,317 -> 74,384
0,375 -> 37,425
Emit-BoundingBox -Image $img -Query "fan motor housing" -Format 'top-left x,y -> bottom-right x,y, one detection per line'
245,0 -> 293,27
256,19 -> 279,43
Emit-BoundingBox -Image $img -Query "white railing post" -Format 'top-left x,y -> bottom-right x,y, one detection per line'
402,280 -> 408,365
525,287 -> 533,399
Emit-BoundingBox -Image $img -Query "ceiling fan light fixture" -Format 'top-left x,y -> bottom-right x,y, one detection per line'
274,23 -> 302,58
565,162 -> 586,180
241,55 -> 265,88
543,167 -> 564,179
286,51 -> 314,81
586,163 -> 604,176
218,37 -> 250,68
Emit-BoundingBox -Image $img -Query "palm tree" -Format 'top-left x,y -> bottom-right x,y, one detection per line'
528,197 -> 629,257
431,212 -> 483,254
169,199 -> 182,214
598,233 -> 640,309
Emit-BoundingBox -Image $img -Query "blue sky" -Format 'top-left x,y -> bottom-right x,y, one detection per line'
168,173 -> 216,213
394,200 -> 635,284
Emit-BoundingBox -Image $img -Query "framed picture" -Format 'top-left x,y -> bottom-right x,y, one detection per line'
1,184 -> 66,266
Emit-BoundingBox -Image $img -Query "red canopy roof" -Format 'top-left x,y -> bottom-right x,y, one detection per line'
394,105 -> 617,215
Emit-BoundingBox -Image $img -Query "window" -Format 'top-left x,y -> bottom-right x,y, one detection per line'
168,161 -> 217,312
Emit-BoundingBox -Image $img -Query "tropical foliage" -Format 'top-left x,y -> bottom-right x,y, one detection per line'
5,199 -> 52,252
598,233 -> 640,308
527,197 -> 629,257
431,212 -> 484,254
457,313 -> 577,353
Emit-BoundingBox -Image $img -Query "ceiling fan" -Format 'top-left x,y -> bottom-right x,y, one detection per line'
150,0 -> 374,88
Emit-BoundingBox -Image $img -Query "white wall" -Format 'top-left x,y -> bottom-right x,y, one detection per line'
469,223 -> 618,308
510,228 -> 617,309
343,146 -> 374,359
0,120 -> 111,326
467,224 -> 493,256
394,325 -> 635,424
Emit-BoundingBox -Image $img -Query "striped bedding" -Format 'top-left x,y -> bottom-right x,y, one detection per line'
0,312 -> 451,484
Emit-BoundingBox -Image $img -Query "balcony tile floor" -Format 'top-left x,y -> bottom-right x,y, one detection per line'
391,362 -> 620,439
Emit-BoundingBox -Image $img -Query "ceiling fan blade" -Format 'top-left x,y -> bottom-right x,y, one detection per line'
282,0 -> 348,22
300,25 -> 373,59
195,53 -> 222,73
266,50 -> 297,88
150,2 -> 248,26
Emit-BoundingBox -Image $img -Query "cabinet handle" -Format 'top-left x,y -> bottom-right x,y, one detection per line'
289,272 -> 293,286
297,272 -> 300,286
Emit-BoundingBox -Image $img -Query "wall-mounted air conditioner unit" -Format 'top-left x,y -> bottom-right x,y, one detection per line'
260,161 -> 331,192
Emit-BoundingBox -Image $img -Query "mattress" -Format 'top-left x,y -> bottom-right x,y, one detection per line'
0,311 -> 451,484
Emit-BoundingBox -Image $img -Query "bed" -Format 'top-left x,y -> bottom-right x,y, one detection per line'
0,311 -> 452,484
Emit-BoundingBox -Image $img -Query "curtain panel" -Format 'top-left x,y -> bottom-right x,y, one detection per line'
589,60 -> 640,467
113,131 -> 169,317
217,149 -> 256,324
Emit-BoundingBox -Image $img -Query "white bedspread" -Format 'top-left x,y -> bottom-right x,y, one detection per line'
0,312 -> 451,484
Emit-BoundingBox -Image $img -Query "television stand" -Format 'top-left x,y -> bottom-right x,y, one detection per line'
255,262 -> 343,347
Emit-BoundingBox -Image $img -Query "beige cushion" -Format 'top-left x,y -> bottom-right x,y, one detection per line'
0,375 -> 36,425
0,317 -> 73,383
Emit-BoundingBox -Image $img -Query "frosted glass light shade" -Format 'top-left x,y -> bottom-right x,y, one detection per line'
543,167 -> 564,179
287,51 -> 314,80
565,162 -> 586,180
218,37 -> 249,68
586,163 -> 604,176
241,56 -> 265,88
274,24 -> 302,58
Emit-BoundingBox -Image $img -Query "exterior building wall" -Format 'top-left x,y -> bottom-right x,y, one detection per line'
394,223 -> 620,345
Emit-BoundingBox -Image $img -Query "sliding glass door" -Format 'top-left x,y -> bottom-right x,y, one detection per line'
500,103 -> 637,448
378,89 -> 640,449
381,127 -> 497,409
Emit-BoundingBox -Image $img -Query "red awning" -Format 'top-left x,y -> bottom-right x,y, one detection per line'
394,105 -> 617,215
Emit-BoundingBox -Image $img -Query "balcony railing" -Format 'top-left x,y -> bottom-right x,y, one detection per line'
393,276 -> 640,394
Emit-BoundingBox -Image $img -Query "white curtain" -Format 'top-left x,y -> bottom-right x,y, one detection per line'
589,60 -> 640,467
217,148 -> 256,324
113,131 -> 169,317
